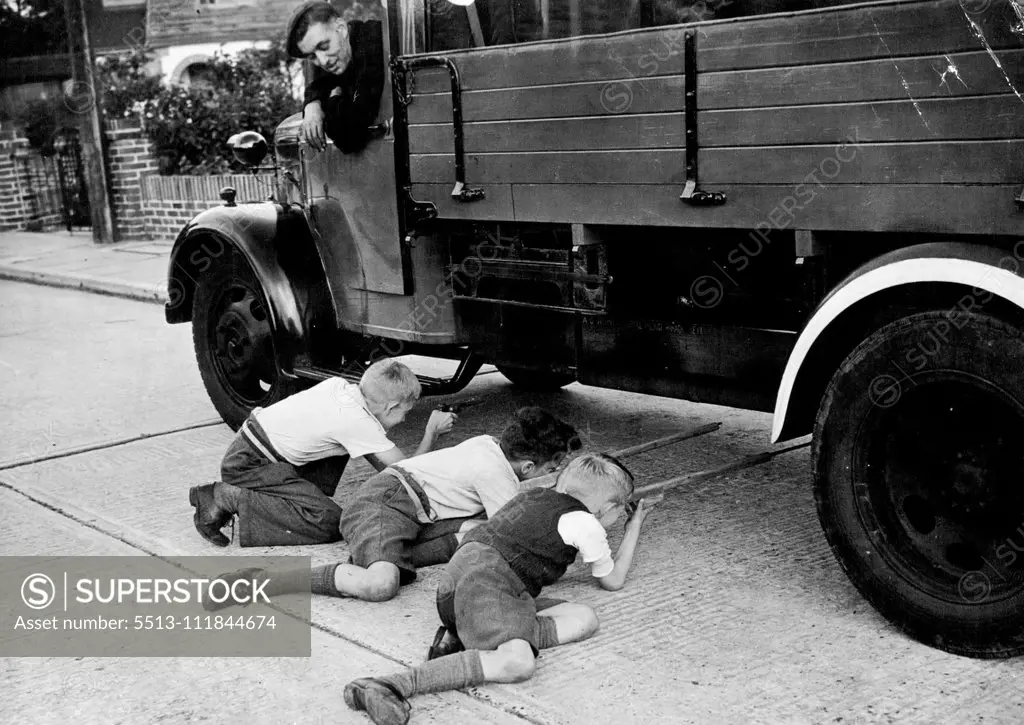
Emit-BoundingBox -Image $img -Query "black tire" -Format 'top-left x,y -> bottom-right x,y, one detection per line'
813,310 -> 1024,658
496,364 -> 576,391
192,254 -> 301,430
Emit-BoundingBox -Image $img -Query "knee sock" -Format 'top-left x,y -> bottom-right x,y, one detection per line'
536,616 -> 560,650
379,650 -> 486,698
310,563 -> 343,598
409,534 -> 459,569
252,567 -> 312,597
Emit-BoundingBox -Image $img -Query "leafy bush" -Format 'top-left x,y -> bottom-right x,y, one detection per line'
0,0 -> 67,58
98,42 -> 301,175
97,52 -> 163,120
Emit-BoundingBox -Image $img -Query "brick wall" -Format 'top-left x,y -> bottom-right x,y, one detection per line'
141,173 -> 277,240
101,118 -> 276,241
0,129 -> 30,232
0,118 -> 270,240
0,125 -> 66,232
105,118 -> 158,241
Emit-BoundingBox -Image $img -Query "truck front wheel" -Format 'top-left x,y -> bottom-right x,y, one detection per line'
813,310 -> 1024,658
192,253 -> 300,430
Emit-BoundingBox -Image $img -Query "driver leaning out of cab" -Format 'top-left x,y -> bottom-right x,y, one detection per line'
286,1 -> 385,154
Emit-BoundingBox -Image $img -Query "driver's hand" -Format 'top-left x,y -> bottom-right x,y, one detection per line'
301,101 -> 326,152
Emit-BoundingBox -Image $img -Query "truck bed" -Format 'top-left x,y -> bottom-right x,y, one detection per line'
404,0 -> 1024,236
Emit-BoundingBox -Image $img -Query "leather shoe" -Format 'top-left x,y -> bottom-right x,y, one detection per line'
343,678 -> 410,725
426,625 -> 464,661
203,567 -> 267,611
189,483 -> 230,547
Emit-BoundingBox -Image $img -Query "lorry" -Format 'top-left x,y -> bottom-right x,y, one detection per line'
165,0 -> 1024,658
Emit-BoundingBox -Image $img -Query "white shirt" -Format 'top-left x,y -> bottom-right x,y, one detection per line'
557,511 -> 615,577
252,378 -> 394,465
394,435 -> 519,520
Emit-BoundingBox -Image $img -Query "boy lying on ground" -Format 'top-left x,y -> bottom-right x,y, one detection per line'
343,452 -> 660,725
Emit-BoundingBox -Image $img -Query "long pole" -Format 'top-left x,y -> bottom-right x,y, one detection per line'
64,0 -> 116,242
631,440 -> 811,501
525,422 -> 722,490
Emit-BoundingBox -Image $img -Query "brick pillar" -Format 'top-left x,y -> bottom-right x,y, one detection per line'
104,118 -> 158,240
0,126 -> 32,232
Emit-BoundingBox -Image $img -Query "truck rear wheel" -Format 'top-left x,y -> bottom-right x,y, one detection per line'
192,253 -> 300,430
497,365 -> 576,391
813,310 -> 1024,658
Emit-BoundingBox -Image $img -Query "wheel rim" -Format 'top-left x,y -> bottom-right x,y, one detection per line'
207,280 -> 279,407
855,371 -> 1024,605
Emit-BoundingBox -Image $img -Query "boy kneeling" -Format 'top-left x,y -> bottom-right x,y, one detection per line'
343,453 -> 659,725
190,359 -> 454,548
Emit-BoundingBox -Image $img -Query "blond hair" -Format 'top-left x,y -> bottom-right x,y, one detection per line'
359,359 -> 421,406
558,452 -> 634,504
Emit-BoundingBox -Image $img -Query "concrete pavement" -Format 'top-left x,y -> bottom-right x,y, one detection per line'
0,230 -> 170,305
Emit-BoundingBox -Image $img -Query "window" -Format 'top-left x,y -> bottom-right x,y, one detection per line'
180,62 -> 216,88
421,0 -> 858,52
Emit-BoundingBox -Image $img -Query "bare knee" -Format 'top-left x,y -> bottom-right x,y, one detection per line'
492,641 -> 537,683
362,564 -> 400,602
573,604 -> 600,639
539,602 -> 600,643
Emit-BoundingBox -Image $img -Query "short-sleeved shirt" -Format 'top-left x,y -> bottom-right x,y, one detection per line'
557,511 -> 614,577
393,435 -> 518,520
251,378 -> 394,465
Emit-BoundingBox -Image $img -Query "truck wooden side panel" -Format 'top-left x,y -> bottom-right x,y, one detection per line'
403,0 -> 1024,235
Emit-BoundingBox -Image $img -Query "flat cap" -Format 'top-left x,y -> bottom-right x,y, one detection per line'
286,0 -> 339,58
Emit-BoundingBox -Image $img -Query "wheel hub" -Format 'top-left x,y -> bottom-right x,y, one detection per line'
210,286 -> 275,404
860,374 -> 1024,603
218,311 -> 256,370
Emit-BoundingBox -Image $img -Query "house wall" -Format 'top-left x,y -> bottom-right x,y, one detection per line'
145,0 -> 380,49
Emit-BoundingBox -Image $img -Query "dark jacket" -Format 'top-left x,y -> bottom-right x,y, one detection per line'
303,20 -> 385,154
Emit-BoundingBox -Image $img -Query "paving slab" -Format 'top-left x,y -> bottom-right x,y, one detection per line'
0,231 -> 169,304
0,280 -> 216,466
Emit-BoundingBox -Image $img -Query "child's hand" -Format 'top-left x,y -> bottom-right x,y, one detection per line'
626,495 -> 662,529
426,410 -> 457,438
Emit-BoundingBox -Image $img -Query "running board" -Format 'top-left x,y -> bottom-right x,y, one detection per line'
291,352 -> 483,396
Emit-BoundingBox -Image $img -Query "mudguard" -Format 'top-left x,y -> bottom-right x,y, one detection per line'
772,242 -> 1024,442
164,201 -> 338,373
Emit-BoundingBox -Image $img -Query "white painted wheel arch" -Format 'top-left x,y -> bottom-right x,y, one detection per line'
771,243 -> 1024,443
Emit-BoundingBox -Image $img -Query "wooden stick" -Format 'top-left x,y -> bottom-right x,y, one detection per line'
608,422 -> 722,460
525,422 -> 722,489
631,440 -> 811,501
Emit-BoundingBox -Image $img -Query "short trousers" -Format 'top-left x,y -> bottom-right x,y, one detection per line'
437,542 -> 563,655
339,471 -> 423,585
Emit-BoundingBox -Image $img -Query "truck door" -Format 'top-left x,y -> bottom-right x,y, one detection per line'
302,14 -> 405,297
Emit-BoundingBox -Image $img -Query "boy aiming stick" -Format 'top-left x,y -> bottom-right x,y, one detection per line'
206,407 -> 581,605
189,359 -> 455,548
343,453 -> 660,725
